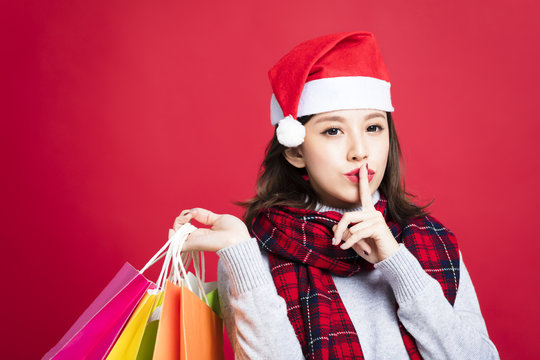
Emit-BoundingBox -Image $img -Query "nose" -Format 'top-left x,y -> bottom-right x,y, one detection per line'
347,132 -> 367,162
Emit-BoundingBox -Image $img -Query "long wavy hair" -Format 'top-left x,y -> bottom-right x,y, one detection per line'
235,112 -> 431,232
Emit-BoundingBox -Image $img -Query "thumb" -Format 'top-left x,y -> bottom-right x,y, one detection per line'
168,228 -> 175,239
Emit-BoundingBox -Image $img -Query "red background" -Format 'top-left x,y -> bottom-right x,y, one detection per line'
2,1 -> 539,359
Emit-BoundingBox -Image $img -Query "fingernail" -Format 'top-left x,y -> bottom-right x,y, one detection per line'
189,208 -> 197,212
332,237 -> 337,245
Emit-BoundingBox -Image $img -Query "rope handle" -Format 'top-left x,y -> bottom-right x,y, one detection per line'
139,223 -> 210,304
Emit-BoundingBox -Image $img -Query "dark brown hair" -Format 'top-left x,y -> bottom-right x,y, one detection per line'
235,113 -> 431,232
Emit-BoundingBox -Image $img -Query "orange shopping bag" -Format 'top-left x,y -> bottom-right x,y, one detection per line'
152,281 -> 181,360
179,279 -> 223,360
152,227 -> 224,360
153,280 -> 224,360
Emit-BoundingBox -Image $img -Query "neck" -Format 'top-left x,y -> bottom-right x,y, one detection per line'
316,190 -> 380,214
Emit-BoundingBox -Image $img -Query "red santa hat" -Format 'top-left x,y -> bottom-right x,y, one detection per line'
268,31 -> 394,147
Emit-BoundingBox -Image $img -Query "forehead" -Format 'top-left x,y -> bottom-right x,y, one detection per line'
310,109 -> 387,125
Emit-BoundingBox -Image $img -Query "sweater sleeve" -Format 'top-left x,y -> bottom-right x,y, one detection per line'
375,244 -> 500,360
216,237 -> 305,360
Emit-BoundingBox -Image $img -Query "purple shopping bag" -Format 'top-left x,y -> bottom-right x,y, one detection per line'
43,262 -> 155,360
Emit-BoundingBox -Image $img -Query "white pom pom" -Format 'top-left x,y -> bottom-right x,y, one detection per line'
276,115 -> 306,147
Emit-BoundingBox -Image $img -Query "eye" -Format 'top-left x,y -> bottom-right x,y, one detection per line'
367,125 -> 383,132
322,127 -> 342,136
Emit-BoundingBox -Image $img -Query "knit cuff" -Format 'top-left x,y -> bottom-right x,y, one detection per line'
374,244 -> 432,304
217,237 -> 274,295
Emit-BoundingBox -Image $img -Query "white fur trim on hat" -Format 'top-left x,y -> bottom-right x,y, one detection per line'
270,93 -> 285,126
276,115 -> 305,147
270,76 -> 394,125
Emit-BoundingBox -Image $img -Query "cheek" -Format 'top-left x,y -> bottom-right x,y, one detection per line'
375,137 -> 389,157
306,147 -> 341,171
380,151 -> 390,180
370,140 -> 390,170
380,144 -> 390,164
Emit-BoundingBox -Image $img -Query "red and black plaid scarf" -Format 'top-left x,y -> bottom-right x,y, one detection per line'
251,192 -> 460,360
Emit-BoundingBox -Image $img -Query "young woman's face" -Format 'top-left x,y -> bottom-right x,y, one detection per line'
285,109 -> 389,209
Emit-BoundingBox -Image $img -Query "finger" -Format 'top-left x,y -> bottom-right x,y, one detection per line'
348,218 -> 378,234
359,163 -> 375,210
180,209 -> 191,216
188,208 -> 221,227
175,209 -> 194,222
182,228 -> 220,252
333,212 -> 371,243
340,227 -> 374,250
174,212 -> 194,231
333,228 -> 352,245
352,241 -> 373,256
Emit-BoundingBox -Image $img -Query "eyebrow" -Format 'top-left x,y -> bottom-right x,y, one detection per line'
312,112 -> 386,125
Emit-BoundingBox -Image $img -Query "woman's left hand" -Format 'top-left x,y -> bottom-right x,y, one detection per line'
332,163 -> 400,264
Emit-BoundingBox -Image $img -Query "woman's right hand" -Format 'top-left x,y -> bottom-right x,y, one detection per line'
170,208 -> 251,252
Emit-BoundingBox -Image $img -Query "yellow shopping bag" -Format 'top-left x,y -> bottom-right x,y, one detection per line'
106,291 -> 161,360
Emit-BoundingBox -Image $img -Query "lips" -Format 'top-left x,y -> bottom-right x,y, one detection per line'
345,166 -> 375,183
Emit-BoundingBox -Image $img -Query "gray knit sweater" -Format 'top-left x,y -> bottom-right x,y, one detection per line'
216,193 -> 499,359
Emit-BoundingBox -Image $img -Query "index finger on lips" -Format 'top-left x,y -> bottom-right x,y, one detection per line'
360,163 -> 375,210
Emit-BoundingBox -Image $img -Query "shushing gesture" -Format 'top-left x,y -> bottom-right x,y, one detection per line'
332,163 -> 400,264
170,163 -> 399,261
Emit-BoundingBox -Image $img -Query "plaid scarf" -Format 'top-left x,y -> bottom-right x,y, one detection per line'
251,192 -> 460,360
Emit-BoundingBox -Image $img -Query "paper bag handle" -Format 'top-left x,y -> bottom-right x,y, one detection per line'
139,222 -> 209,303
140,223 -> 195,289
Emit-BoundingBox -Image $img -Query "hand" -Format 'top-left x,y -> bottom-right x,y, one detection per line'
169,208 -> 250,252
332,163 -> 400,264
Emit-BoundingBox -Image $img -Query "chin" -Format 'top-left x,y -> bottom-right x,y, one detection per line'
332,196 -> 362,209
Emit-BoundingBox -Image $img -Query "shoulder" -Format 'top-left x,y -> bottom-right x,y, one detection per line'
401,213 -> 460,259
402,214 -> 462,304
406,214 -> 455,236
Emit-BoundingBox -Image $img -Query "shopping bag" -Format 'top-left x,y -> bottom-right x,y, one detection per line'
106,290 -> 159,360
150,226 -> 224,360
134,292 -> 164,360
205,288 -> 222,318
152,280 -> 224,360
42,262 -> 154,360
179,280 -> 224,360
152,281 -> 182,360
137,223 -> 199,360
185,271 -> 221,317
44,222 -> 222,360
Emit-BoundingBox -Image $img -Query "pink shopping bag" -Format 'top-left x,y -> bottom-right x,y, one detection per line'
43,262 -> 154,360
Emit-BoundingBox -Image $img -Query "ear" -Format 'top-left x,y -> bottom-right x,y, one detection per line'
283,147 -> 306,168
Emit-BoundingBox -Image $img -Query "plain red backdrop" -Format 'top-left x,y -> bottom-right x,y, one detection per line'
2,0 -> 539,359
